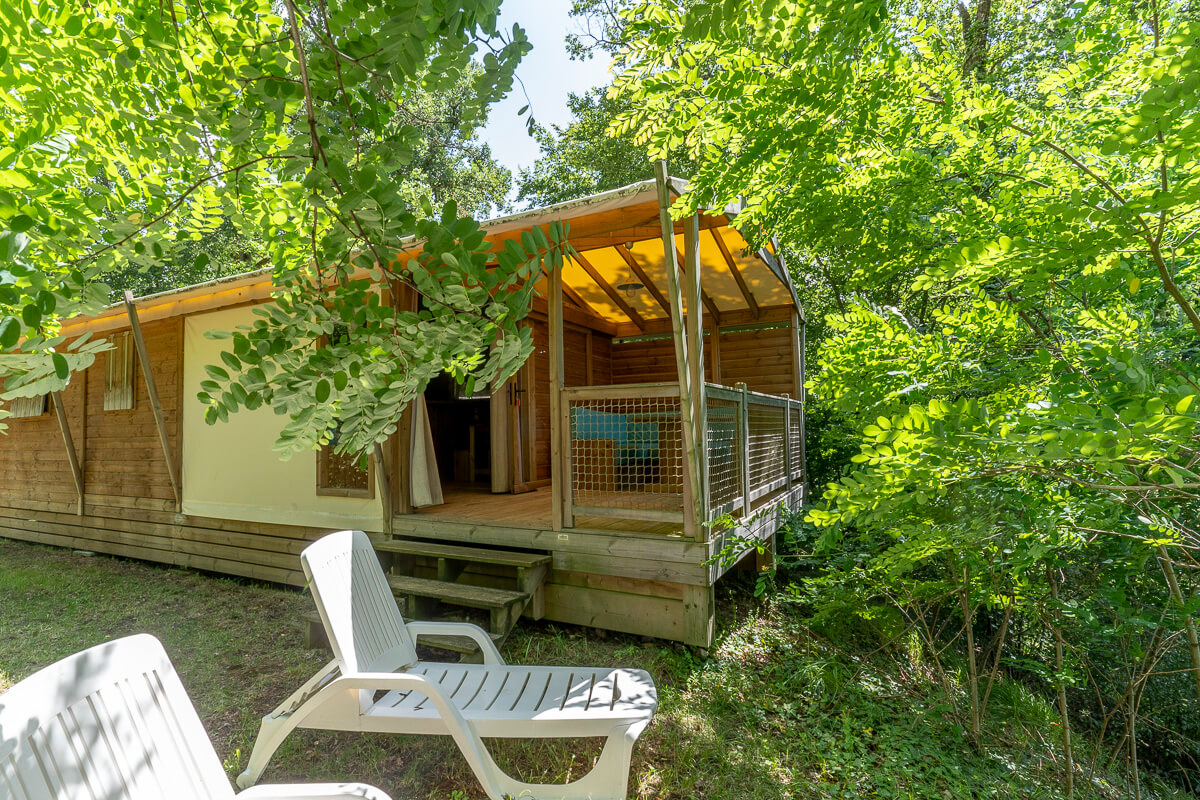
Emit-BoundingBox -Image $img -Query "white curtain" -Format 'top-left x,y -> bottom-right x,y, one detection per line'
409,394 -> 444,507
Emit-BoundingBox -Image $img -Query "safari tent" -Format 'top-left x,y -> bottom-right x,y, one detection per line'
0,176 -> 806,646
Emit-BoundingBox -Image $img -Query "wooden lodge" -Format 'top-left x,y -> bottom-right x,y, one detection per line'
0,175 -> 806,647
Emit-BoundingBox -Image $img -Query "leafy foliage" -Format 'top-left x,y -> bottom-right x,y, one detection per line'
609,0 -> 1200,786
0,0 -> 559,454
516,88 -> 695,207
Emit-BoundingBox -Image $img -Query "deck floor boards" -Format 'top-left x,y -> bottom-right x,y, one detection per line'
411,486 -> 683,536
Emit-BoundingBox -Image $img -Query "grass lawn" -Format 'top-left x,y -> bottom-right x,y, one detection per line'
0,536 -> 1186,799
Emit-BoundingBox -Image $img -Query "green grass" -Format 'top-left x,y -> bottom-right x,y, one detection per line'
0,537 -> 1188,799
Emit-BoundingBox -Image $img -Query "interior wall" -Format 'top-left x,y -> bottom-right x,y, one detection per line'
717,324 -> 798,397
182,305 -> 385,530
527,314 -> 614,485
611,319 -> 798,397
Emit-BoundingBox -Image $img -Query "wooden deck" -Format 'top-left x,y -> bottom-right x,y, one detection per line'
412,486 -> 685,536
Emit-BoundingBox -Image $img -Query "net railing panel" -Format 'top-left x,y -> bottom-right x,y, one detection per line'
568,394 -> 685,516
706,397 -> 742,517
788,402 -> 804,481
747,403 -> 788,503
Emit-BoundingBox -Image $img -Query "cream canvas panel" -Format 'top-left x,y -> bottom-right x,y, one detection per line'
182,305 -> 385,530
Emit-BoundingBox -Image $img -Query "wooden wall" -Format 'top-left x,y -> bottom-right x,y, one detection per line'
717,324 -> 798,397
0,314 -> 328,587
611,317 -> 798,397
527,314 -> 614,484
0,373 -> 85,511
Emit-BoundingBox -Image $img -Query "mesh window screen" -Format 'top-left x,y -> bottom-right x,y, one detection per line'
789,405 -> 803,481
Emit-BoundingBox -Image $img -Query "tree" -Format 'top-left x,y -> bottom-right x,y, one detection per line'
516,88 -> 694,206
611,0 -> 1200,786
0,0 -> 569,460
103,67 -> 513,299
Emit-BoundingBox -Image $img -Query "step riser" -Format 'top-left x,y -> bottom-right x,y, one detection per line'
376,537 -> 552,638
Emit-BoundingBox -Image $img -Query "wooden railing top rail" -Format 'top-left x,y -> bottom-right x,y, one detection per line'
561,382 -> 681,401
704,382 -> 803,409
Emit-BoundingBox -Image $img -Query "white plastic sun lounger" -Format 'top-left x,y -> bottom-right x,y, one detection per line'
238,529 -> 658,800
0,633 -> 390,800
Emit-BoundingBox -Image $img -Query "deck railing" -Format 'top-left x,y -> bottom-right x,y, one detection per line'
561,382 -> 804,531
562,383 -> 687,525
705,383 -> 805,522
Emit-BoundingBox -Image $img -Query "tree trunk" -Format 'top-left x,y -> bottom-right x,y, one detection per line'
1157,546 -> 1200,698
957,0 -> 993,81
957,566 -> 983,750
1048,566 -> 1074,797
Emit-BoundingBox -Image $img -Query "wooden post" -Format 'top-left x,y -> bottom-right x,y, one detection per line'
682,583 -> 715,648
793,311 -> 807,497
654,161 -> 703,542
683,213 -> 708,538
708,319 -> 722,385
50,390 -> 84,515
374,442 -> 392,534
548,265 -> 570,529
124,291 -> 182,511
737,382 -> 751,515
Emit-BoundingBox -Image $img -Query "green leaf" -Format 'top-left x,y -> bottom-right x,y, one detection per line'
316,379 -> 331,403
9,214 -> 34,233
21,304 -> 40,328
0,316 -> 18,348
52,352 -> 69,380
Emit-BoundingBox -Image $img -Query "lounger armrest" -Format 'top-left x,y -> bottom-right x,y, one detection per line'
236,783 -> 392,800
405,620 -> 506,665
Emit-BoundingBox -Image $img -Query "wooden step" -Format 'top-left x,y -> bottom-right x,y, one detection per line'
376,539 -> 550,569
387,574 -> 528,636
386,574 -> 527,610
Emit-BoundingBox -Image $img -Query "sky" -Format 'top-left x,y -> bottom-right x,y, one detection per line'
479,1 -> 613,204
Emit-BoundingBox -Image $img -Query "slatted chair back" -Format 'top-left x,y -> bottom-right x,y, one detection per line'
0,634 -> 234,800
301,530 -> 419,676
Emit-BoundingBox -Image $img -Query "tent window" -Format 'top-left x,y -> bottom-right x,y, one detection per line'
104,331 -> 135,411
317,430 -> 373,498
8,395 -> 48,419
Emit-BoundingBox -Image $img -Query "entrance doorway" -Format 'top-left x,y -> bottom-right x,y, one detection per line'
424,373 -> 491,491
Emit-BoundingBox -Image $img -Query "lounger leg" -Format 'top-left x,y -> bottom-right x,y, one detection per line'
236,709 -> 299,789
236,660 -> 341,789
462,720 -> 651,800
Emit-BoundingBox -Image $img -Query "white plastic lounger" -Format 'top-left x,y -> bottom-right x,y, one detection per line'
238,529 -> 658,800
0,633 -> 390,800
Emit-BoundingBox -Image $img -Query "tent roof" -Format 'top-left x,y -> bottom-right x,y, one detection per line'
60,178 -> 798,338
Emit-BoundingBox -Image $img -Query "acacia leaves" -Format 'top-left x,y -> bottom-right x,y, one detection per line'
198,214 -> 571,459
0,0 -> 537,455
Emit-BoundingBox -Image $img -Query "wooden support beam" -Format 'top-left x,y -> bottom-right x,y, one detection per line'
124,291 -> 182,511
674,250 -> 722,323
683,214 -> 708,538
654,161 -> 703,542
548,266 -> 571,530
373,442 -> 393,534
50,391 -> 84,516
710,228 -> 759,318
708,319 -> 722,384
614,244 -> 672,318
571,252 -> 647,331
560,281 -> 602,320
